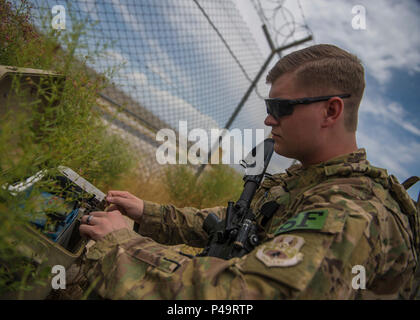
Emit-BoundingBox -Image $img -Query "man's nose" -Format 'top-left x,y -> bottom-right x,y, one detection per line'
264,114 -> 279,127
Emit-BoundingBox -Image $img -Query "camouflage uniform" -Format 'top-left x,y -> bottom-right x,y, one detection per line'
78,149 -> 419,299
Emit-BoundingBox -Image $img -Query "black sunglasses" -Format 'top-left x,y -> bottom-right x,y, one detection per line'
265,94 -> 351,119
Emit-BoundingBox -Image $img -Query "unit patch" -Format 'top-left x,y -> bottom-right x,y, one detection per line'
275,209 -> 328,235
256,235 -> 305,267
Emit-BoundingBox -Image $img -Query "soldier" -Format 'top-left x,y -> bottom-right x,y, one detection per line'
77,44 -> 419,299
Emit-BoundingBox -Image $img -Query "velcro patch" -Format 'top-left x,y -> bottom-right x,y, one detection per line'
275,209 -> 328,235
256,235 -> 305,267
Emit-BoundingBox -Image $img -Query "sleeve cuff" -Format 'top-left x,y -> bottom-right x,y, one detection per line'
142,200 -> 163,218
137,200 -> 165,236
85,228 -> 140,260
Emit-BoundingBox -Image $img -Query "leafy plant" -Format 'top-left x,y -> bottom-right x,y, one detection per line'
0,0 -> 136,297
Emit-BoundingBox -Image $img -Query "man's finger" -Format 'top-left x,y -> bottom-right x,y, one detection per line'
107,190 -> 131,198
105,204 -> 119,212
81,215 -> 96,225
79,224 -> 95,238
81,212 -> 107,225
89,211 -> 108,217
106,195 -> 129,207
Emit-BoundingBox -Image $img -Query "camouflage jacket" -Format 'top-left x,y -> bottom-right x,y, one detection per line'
80,149 -> 419,299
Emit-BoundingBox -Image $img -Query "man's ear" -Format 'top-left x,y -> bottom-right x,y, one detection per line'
321,97 -> 344,128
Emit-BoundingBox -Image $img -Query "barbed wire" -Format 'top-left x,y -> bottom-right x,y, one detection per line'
250,0 -> 314,50
296,0 -> 315,45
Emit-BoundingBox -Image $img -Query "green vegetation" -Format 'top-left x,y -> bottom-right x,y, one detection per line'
0,0 -> 137,296
0,0 -> 244,298
164,165 -> 243,208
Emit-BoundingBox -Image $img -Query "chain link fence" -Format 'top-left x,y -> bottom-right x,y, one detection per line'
27,0 -> 277,176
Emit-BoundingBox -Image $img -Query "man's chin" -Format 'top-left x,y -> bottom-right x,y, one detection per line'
273,143 -> 285,156
273,143 -> 295,159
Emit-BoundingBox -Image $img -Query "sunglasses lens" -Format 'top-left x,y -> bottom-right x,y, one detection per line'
265,100 -> 293,119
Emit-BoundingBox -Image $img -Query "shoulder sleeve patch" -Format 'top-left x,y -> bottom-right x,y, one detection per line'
238,210 -> 348,292
256,235 -> 305,267
239,232 -> 337,292
275,209 -> 328,235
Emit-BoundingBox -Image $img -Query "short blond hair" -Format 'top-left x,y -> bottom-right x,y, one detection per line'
266,44 -> 365,132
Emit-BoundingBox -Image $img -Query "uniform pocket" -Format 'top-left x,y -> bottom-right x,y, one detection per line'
126,242 -> 189,274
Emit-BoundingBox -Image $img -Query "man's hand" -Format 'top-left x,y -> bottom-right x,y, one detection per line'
105,190 -> 144,223
79,210 -> 129,240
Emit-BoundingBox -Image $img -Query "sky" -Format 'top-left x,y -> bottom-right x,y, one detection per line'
234,0 -> 420,200
27,0 -> 420,200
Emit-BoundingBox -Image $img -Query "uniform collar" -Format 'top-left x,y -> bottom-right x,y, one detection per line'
285,148 -> 368,176
311,148 -> 367,168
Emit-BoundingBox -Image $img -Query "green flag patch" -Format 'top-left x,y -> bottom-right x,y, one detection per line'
275,209 -> 328,235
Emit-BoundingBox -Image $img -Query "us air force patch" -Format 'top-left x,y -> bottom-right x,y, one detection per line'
256,235 -> 305,267
275,209 -> 328,235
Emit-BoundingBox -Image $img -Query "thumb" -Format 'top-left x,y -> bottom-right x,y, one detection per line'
106,196 -> 129,208
105,204 -> 120,212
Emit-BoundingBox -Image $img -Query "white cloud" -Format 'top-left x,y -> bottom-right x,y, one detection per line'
357,129 -> 420,179
294,0 -> 420,85
360,95 -> 420,137
401,122 -> 420,137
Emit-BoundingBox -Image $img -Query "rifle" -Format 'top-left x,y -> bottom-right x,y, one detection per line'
198,138 -> 274,259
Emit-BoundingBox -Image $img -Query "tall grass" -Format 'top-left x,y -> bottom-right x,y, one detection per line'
164,164 -> 243,208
